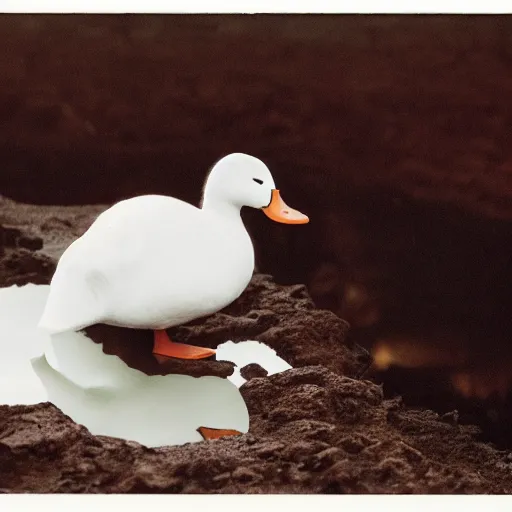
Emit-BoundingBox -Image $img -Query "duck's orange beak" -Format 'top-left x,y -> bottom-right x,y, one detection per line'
262,190 -> 309,225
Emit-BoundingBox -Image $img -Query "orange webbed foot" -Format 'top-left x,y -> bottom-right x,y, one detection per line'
197,426 -> 243,440
152,330 -> 216,361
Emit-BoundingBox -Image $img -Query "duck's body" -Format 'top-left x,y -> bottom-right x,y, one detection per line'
38,153 -> 309,361
40,194 -> 254,334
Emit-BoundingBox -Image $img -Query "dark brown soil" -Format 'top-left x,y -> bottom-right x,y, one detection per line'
240,364 -> 268,381
1,367 -> 511,494
1,199 -> 512,494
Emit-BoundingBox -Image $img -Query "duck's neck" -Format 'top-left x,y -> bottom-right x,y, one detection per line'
201,196 -> 245,226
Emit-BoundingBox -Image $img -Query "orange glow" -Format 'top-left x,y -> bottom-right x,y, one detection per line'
372,336 -> 512,401
372,337 -> 467,371
450,370 -> 512,400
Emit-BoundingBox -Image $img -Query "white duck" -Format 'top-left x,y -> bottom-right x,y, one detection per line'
38,153 -> 308,371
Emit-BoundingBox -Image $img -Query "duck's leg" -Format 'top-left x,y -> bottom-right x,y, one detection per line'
197,427 -> 243,440
152,329 -> 216,361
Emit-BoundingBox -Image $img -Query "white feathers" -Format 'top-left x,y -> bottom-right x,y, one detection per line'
37,154 -> 278,335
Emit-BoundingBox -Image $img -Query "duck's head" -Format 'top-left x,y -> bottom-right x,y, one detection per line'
202,153 -> 309,224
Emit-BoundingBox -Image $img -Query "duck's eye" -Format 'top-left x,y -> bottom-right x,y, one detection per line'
253,178 -> 264,185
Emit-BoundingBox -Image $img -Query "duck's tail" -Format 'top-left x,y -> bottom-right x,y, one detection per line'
38,271 -> 105,335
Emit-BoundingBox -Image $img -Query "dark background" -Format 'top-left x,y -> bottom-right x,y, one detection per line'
1,14 -> 512,444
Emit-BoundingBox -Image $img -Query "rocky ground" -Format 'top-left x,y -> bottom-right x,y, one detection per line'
1,197 -> 512,494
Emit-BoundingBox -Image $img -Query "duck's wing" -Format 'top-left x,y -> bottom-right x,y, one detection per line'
38,195 -> 203,334
38,236 -> 111,334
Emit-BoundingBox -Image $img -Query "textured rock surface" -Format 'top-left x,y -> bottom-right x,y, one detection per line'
170,273 -> 366,378
0,220 -> 56,287
0,367 -> 511,494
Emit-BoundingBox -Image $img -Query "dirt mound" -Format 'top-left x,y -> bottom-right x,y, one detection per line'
1,366 -> 510,493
